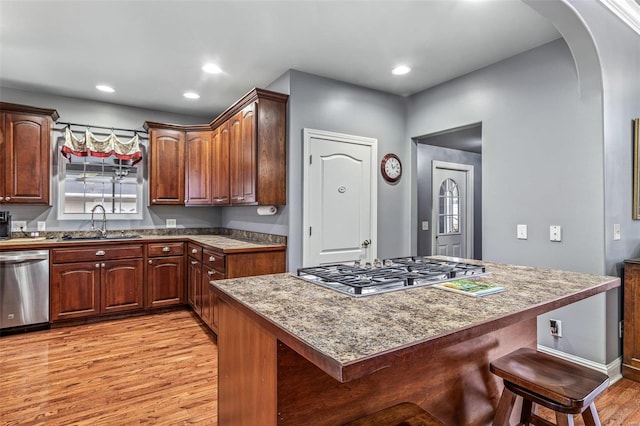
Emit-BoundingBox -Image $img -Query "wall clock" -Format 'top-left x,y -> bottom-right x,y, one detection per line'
381,153 -> 402,183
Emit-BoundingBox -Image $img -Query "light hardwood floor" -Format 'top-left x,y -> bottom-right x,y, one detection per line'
1,310 -> 639,425
0,310 -> 217,425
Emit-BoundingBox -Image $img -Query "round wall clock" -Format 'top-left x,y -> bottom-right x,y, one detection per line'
381,153 -> 402,183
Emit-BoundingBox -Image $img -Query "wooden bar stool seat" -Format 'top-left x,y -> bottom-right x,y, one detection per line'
490,348 -> 610,426
343,402 -> 445,426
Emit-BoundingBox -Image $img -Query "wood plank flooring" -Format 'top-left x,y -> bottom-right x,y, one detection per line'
0,310 -> 217,425
1,310 -> 640,425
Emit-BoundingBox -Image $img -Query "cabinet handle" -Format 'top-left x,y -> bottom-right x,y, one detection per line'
5,197 -> 10,202
152,199 -> 157,203
95,263 -> 100,268
101,263 -> 106,268
149,259 -> 153,264
207,270 -> 214,276
191,260 -> 198,265
191,249 -> 198,254
209,256 -> 216,262
162,247 -> 170,253
96,250 -> 106,256
0,197 -> 4,201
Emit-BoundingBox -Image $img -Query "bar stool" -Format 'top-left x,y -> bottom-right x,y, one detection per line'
343,402 -> 445,426
490,348 -> 610,426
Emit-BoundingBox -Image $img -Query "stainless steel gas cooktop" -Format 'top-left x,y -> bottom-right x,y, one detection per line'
296,256 -> 488,297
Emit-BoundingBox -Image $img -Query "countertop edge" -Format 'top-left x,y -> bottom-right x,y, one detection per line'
0,235 -> 286,253
211,275 -> 620,383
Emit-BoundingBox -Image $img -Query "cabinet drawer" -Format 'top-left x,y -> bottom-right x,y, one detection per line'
203,249 -> 225,273
187,243 -> 202,261
52,244 -> 144,263
148,242 -> 184,257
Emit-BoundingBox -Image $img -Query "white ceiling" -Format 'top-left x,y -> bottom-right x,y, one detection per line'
0,0 -> 561,117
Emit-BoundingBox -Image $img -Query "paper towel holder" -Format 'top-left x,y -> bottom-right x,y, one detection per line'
257,205 -> 277,216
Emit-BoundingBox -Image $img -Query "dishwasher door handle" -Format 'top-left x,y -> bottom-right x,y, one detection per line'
0,252 -> 49,263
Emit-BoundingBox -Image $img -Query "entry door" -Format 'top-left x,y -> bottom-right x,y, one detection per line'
431,161 -> 474,258
303,129 -> 377,266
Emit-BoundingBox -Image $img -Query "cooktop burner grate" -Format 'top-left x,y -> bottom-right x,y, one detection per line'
296,256 -> 487,297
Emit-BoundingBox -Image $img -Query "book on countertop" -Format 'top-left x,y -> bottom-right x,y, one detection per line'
432,279 -> 505,297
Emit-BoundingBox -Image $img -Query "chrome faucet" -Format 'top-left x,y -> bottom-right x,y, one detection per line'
90,204 -> 107,238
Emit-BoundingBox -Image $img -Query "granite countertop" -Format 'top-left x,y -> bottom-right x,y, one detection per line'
0,231 -> 286,253
211,259 -> 619,381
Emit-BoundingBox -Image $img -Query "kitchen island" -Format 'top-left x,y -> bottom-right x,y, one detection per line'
211,259 -> 619,425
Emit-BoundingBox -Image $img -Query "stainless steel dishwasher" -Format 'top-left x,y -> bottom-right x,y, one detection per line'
0,249 -> 50,331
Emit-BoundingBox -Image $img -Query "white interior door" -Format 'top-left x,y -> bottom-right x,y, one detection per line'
431,161 -> 474,259
303,129 -> 377,266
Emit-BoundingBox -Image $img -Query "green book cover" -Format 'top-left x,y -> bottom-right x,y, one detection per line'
433,279 -> 505,297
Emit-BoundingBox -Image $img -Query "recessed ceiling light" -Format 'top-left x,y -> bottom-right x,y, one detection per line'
392,65 -> 411,76
96,84 -> 115,93
183,91 -> 200,99
202,63 -> 222,74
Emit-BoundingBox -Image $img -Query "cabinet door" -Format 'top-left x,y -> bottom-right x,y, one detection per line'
147,255 -> 185,308
187,257 -> 202,314
229,104 -> 256,204
185,130 -> 212,205
101,258 -> 144,314
624,262 -> 640,379
51,262 -> 101,320
3,113 -> 50,204
204,266 -> 224,332
212,124 -> 230,205
149,128 -> 185,205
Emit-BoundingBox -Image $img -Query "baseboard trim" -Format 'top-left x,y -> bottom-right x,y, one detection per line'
537,345 -> 623,384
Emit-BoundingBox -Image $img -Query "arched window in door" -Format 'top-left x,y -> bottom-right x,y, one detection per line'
438,178 -> 460,234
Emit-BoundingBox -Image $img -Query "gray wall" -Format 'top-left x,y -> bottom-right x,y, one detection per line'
416,143 -> 482,259
406,38 -> 610,364
0,87 -> 220,232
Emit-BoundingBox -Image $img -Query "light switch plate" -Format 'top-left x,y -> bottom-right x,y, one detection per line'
613,223 -> 621,240
550,225 -> 562,242
517,224 -> 527,240
166,219 -> 177,228
37,221 -> 46,232
421,221 -> 429,231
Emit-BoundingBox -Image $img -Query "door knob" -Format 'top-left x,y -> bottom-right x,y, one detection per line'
361,239 -> 371,248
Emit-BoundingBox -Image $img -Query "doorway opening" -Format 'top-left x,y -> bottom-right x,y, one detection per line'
415,123 -> 482,259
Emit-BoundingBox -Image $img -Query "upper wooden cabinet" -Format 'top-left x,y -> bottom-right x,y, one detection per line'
185,129 -> 213,206
146,125 -> 185,205
212,124 -> 230,205
0,102 -> 58,205
212,89 -> 287,206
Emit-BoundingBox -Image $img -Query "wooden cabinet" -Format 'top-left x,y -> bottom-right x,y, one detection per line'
0,103 -> 58,205
229,105 -> 256,204
185,129 -> 213,206
51,244 -> 144,321
187,243 -> 203,315
212,124 -> 230,205
202,248 -> 225,332
146,242 -> 185,308
624,259 -> 640,381
147,124 -> 185,205
213,89 -> 287,206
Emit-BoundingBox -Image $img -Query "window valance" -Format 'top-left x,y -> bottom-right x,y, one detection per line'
61,127 -> 142,165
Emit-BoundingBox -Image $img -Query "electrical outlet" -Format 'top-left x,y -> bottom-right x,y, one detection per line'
37,221 -> 46,232
12,221 -> 26,232
550,225 -> 562,242
166,219 -> 177,228
550,319 -> 562,337
517,224 -> 527,240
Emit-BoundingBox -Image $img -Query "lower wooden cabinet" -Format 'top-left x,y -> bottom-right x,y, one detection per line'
50,244 -> 144,321
146,242 -> 185,308
51,258 -> 144,320
624,259 -> 640,381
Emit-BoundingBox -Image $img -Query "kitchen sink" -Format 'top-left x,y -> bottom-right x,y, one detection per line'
60,234 -> 141,241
